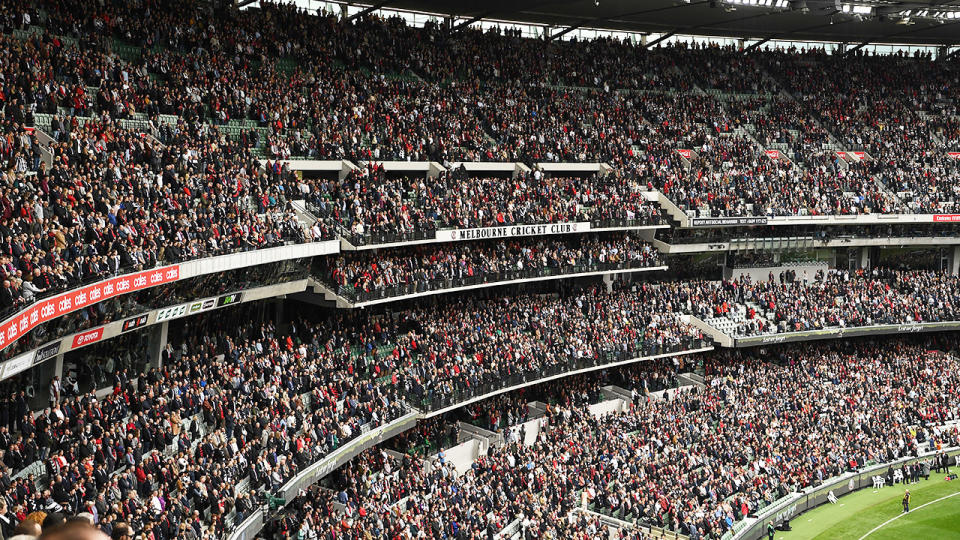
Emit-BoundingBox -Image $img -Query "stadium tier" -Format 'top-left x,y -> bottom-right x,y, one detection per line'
1,1 -> 960,540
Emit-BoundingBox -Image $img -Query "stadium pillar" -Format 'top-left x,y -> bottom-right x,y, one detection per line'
602,273 -> 615,292
952,247 -> 960,276
858,248 -> 870,270
146,321 -> 169,369
52,353 -> 63,384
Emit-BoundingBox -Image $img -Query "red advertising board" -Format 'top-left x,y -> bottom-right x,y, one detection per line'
851,151 -> 867,160
933,214 -> 960,223
765,149 -> 781,161
948,152 -> 960,159
71,327 -> 104,348
676,149 -> 693,159
0,265 -> 180,351
835,151 -> 847,160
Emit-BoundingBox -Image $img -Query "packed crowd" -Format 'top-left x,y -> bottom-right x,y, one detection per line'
631,92 -> 910,217
319,234 -> 661,301
0,317 -> 408,540
269,355 -> 694,539
273,340 -> 960,539
693,268 -> 960,336
0,109 -> 320,323
0,283 -> 706,538
289,164 -> 664,242
0,0 -> 954,324
0,0 -> 955,237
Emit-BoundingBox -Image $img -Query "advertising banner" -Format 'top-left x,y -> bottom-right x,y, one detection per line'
933,214 -> 960,223
33,341 -> 62,365
0,265 -> 180,351
121,314 -> 150,333
71,327 -> 104,349
690,217 -> 769,227
0,351 -> 35,379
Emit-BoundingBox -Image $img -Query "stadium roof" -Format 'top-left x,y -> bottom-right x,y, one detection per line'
378,0 -> 960,46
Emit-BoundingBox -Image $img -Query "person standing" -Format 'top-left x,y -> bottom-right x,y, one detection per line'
767,521 -> 775,540
902,490 -> 911,513
49,376 -> 62,407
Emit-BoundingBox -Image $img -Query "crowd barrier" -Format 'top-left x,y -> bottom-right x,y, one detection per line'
415,340 -> 713,416
734,320 -> 960,347
327,261 -> 667,306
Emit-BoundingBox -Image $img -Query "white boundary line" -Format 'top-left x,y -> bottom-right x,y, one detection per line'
857,490 -> 960,539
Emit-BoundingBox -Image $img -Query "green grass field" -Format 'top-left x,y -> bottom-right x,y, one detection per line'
777,473 -> 960,540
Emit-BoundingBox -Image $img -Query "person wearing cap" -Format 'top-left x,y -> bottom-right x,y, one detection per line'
902,489 -> 911,513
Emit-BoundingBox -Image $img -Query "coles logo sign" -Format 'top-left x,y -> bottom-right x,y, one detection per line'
72,327 -> 104,348
0,265 -> 179,351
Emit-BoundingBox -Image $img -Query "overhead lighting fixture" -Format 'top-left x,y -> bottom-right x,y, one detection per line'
841,3 -> 874,16
723,0 -> 790,9
897,8 -> 960,21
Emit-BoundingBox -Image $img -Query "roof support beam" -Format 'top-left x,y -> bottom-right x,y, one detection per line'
644,31 -> 676,49
549,0 -> 710,44
845,40 -> 870,56
646,11 -> 773,49
236,0 -> 258,8
453,11 -> 494,32
744,15 -> 842,53
348,1 -> 391,21
550,20 -> 590,41
744,37 -> 771,52
846,19 -> 960,57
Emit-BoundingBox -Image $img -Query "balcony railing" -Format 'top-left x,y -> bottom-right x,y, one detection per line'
325,260 -> 666,305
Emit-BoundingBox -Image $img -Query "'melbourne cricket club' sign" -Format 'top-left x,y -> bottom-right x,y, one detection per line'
440,222 -> 591,242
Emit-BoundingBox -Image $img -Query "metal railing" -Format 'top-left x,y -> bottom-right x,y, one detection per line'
327,260 -> 665,303
334,216 -> 667,248
409,338 -> 711,413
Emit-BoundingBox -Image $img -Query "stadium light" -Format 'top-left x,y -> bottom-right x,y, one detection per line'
896,8 -> 960,21
841,4 -> 874,16
723,0 -> 790,9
